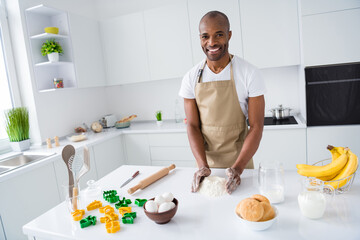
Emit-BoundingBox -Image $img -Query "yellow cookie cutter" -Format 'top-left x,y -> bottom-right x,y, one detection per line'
105,220 -> 120,233
106,212 -> 119,221
100,216 -> 111,223
99,205 -> 114,214
118,207 -> 132,216
71,209 -> 85,221
87,200 -> 102,211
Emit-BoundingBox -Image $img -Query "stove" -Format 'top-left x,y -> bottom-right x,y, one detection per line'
247,116 -> 298,126
264,116 -> 298,125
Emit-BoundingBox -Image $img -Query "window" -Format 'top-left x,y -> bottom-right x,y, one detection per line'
0,0 -> 21,154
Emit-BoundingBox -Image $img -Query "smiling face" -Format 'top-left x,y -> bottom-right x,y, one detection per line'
199,14 -> 232,62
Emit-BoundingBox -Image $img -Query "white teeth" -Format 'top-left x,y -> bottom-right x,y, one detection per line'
208,48 -> 220,52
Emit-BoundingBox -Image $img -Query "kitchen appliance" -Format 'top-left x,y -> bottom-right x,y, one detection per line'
247,116 -> 298,126
305,62 -> 360,126
269,104 -> 292,119
101,115 -> 117,128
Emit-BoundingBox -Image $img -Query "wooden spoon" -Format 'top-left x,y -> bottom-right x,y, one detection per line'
62,145 -> 75,199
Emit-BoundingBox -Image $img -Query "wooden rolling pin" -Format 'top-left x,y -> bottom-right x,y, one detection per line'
128,164 -> 176,194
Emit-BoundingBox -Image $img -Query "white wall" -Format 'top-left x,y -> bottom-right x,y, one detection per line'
106,78 -> 185,121
261,66 -> 301,116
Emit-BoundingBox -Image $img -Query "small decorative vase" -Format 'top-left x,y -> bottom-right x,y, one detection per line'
9,139 -> 30,152
47,52 -> 59,62
156,120 -> 163,127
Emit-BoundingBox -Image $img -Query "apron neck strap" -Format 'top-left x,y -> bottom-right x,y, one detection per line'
197,54 -> 234,83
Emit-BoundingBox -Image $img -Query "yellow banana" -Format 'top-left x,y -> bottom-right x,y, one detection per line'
297,150 -> 348,177
327,145 -> 345,162
327,150 -> 358,189
317,172 -> 338,181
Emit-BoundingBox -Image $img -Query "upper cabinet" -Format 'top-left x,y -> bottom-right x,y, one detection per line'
239,0 -> 301,68
68,13 -> 106,88
187,0 -> 244,65
100,12 -> 150,85
143,2 -> 193,80
302,8 -> 360,66
25,5 -> 76,92
301,0 -> 360,15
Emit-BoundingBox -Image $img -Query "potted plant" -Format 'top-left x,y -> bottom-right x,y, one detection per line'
4,107 -> 30,152
155,110 -> 163,126
41,39 -> 63,62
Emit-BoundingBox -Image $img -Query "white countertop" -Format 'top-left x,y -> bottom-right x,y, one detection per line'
0,116 -> 306,182
23,165 -> 360,240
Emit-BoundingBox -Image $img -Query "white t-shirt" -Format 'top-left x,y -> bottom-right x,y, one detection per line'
178,55 -> 266,118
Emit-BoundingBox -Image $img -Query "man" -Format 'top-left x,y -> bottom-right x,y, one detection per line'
179,11 -> 266,194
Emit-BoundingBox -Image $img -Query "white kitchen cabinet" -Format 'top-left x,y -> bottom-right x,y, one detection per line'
124,134 -> 151,166
253,128 -> 307,170
187,0 -> 244,64
69,13 -> 106,88
53,147 -> 98,200
92,136 -> 125,179
306,125 -> 360,164
302,8 -> 360,66
100,12 -> 150,85
301,0 -> 360,15
0,162 -> 60,240
239,0 -> 301,68
144,2 -> 193,80
25,5 -> 77,91
148,133 -> 196,167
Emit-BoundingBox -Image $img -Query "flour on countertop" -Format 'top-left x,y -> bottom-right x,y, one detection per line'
199,176 -> 226,197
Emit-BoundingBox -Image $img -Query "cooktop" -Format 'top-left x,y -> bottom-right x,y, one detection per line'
247,116 -> 298,126
264,116 -> 298,125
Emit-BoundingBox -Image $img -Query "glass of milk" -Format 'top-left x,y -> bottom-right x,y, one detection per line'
258,161 -> 285,204
298,177 -> 335,219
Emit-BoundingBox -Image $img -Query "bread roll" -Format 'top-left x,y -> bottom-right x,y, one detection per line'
238,198 -> 264,222
251,194 -> 270,204
259,202 -> 275,221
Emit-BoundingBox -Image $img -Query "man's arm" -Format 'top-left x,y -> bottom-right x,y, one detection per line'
232,95 -> 265,173
184,98 -> 208,168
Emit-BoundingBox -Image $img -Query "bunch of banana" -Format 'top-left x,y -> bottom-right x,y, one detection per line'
296,145 -> 358,189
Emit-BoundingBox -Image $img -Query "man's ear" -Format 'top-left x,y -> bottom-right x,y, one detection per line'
228,30 -> 232,40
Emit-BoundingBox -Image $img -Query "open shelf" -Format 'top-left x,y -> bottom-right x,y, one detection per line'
25,4 -> 76,92
35,61 -> 73,67
30,33 -> 68,40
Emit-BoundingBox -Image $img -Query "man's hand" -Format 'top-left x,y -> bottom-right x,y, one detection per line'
225,168 -> 241,194
191,167 -> 211,192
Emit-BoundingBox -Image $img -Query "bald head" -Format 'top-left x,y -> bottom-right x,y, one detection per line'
199,11 -> 230,32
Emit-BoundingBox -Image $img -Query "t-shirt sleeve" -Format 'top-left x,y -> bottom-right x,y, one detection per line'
248,68 -> 266,97
179,71 -> 196,99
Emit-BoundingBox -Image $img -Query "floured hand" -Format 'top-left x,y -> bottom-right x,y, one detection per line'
191,167 -> 211,193
225,168 -> 241,194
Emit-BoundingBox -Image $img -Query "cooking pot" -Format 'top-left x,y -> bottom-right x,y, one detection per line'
269,104 -> 292,119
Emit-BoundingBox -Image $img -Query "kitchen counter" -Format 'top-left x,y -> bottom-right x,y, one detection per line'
0,116 -> 306,182
23,165 -> 360,240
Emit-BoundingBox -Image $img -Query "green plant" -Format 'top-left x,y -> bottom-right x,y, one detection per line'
4,107 -> 29,142
41,39 -> 63,56
155,111 -> 162,121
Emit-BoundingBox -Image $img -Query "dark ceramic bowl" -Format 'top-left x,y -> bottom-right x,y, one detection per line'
143,198 -> 178,224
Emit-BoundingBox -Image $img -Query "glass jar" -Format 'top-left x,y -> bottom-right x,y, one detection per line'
82,180 -> 102,206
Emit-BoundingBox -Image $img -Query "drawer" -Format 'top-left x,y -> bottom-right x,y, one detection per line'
150,146 -> 194,161
151,160 -> 196,168
148,133 -> 189,147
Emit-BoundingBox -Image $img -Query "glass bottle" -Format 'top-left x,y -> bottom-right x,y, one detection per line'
175,99 -> 182,123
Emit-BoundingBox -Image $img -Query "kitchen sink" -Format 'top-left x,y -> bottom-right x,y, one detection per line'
0,152 -> 55,175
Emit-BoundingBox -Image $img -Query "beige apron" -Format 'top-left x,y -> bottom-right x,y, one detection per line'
195,56 -> 254,169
